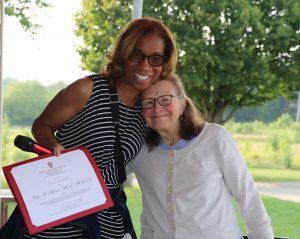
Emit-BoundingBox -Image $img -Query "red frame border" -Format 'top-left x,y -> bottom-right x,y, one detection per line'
2,146 -> 114,234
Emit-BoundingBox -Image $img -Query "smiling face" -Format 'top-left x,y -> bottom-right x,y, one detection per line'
124,33 -> 165,93
142,80 -> 186,138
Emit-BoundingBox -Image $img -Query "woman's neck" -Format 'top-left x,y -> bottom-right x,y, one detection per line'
117,81 -> 140,107
160,131 -> 182,146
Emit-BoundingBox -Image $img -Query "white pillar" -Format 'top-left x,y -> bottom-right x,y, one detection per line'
127,1 -> 144,187
296,91 -> 300,123
132,0 -> 143,20
0,0 -> 4,216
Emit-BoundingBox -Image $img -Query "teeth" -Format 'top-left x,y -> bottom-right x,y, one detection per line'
136,73 -> 150,81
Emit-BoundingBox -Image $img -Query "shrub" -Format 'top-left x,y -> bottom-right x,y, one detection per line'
225,115 -> 300,169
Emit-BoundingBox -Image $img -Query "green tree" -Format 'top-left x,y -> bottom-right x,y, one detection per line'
4,0 -> 51,34
232,96 -> 292,123
3,81 -> 48,125
74,0 -> 132,72
157,0 -> 300,124
74,0 -> 300,124
3,80 -> 66,126
47,80 -> 66,94
3,77 -> 18,88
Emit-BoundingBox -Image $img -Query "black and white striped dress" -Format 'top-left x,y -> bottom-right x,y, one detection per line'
24,74 -> 147,239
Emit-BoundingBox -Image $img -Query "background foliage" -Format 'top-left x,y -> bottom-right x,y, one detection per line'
3,78 -> 66,126
232,96 -> 296,122
4,0 -> 51,35
2,78 -> 297,126
74,0 -> 300,124
225,114 -> 300,169
1,110 -> 299,170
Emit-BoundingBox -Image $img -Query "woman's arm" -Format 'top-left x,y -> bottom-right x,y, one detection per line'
31,77 -> 93,156
220,127 -> 274,239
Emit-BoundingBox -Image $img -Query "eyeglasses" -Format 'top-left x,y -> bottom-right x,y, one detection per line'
141,94 -> 184,109
128,48 -> 166,67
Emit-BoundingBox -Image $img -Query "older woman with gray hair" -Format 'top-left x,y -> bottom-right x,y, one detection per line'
128,75 -> 273,239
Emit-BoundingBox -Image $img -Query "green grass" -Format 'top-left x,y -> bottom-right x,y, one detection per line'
250,168 -> 300,182
263,196 -> 300,238
125,185 -> 143,237
125,183 -> 300,239
236,195 -> 300,238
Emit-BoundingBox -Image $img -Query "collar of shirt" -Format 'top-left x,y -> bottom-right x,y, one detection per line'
159,137 -> 197,150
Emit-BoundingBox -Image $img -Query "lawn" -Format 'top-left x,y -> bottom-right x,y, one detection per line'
249,168 -> 300,182
236,195 -> 300,238
5,185 -> 299,238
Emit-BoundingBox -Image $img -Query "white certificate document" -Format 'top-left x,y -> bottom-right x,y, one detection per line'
3,147 -> 113,234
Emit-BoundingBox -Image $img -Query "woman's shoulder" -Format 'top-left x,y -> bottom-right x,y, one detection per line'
70,74 -> 109,93
61,74 -> 108,104
66,76 -> 94,97
200,122 -> 234,143
202,122 -> 228,134
86,74 -> 112,89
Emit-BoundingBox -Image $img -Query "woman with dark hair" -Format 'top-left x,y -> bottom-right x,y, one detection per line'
1,17 -> 177,239
128,75 -> 274,239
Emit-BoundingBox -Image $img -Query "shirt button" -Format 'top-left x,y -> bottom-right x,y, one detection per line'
169,151 -> 176,157
171,223 -> 176,230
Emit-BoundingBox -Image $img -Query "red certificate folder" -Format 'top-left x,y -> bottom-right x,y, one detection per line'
2,146 -> 114,235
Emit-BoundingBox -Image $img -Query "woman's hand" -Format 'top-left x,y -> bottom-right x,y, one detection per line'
52,143 -> 65,157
